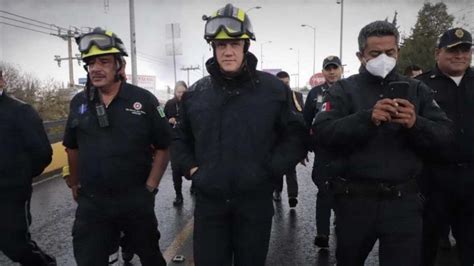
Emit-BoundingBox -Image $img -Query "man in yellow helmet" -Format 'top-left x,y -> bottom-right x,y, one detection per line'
172,4 -> 307,265
63,28 -> 171,265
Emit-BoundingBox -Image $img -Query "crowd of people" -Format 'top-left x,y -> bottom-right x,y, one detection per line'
0,3 -> 473,266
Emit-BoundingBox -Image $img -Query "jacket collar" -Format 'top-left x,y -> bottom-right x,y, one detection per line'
431,64 -> 474,79
206,52 -> 259,88
115,82 -> 132,100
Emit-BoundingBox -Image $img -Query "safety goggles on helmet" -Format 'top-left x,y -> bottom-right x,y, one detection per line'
204,16 -> 255,41
77,32 -> 126,54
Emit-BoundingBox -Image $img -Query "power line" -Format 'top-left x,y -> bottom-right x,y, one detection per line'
0,9 -> 67,31
137,55 -> 167,64
0,15 -> 54,31
0,21 -> 52,36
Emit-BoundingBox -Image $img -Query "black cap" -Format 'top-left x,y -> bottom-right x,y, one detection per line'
322,55 -> 342,69
438,28 -> 472,49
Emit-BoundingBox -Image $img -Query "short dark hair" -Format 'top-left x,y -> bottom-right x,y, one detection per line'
404,65 -> 422,76
358,20 -> 399,52
276,71 -> 290,79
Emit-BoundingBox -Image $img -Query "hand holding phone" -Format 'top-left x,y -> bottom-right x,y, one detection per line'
391,99 -> 416,128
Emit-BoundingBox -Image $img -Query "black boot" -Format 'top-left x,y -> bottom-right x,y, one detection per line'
173,193 -> 183,206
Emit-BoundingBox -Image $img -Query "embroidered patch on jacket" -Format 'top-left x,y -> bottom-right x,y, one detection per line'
157,106 -> 166,118
321,102 -> 331,112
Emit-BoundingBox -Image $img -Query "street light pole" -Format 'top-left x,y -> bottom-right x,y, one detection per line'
301,24 -> 316,75
289,48 -> 300,89
337,0 -> 344,63
260,41 -> 272,70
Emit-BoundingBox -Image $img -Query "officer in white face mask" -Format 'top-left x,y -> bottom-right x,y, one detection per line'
311,20 -> 453,266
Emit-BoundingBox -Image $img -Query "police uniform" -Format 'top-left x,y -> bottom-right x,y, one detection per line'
63,82 -> 171,265
417,28 -> 474,266
304,82 -> 335,246
0,92 -> 56,265
303,55 -> 342,247
313,66 -> 452,265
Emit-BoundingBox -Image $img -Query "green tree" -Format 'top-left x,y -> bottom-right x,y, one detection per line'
398,2 -> 454,73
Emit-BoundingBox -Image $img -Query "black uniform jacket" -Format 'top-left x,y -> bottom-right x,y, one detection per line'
164,97 -> 180,120
313,67 -> 453,183
172,52 -> 307,198
304,82 -> 331,128
417,66 -> 474,187
63,83 -> 171,192
304,82 -> 341,182
0,93 -> 52,192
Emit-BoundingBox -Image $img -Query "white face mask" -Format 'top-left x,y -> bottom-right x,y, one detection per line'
364,53 -> 396,78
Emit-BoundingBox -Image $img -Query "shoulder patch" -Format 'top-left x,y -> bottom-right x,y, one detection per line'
157,106 -> 166,118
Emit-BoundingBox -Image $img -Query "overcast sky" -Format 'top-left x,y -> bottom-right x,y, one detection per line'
0,0 -> 472,90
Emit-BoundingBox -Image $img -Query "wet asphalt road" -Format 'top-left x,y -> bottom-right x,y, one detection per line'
0,153 -> 459,265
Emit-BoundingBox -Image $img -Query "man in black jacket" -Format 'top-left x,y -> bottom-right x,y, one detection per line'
0,69 -> 56,265
172,4 -> 307,266
63,28 -> 170,266
273,71 -> 303,208
313,21 -> 452,266
304,55 -> 343,248
165,80 -> 188,206
417,27 -> 474,266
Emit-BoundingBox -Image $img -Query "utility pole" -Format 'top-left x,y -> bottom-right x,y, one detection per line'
337,0 -> 344,63
129,0 -> 138,85
171,23 -> 177,85
53,29 -> 81,88
180,65 -> 200,85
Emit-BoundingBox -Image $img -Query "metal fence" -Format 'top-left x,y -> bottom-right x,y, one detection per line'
44,119 -> 67,144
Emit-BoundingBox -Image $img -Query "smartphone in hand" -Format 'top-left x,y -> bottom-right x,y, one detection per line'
387,81 -> 409,99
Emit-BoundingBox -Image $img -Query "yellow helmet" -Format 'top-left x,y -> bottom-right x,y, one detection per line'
204,4 -> 256,42
76,27 -> 128,60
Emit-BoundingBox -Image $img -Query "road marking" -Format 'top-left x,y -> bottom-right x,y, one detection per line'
32,174 -> 61,186
163,217 -> 194,264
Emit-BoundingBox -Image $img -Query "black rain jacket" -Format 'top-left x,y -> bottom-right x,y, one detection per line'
172,52 -> 307,198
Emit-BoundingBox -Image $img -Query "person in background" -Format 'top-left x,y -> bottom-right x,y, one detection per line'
417,27 -> 474,266
165,80 -> 189,206
303,55 -> 343,248
404,64 -> 423,78
273,71 -> 304,208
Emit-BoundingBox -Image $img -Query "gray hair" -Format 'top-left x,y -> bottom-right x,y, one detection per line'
358,20 -> 400,52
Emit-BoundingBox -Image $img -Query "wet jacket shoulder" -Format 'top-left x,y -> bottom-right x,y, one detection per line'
171,52 -> 307,197
312,69 -> 452,181
417,66 -> 474,163
0,94 -> 52,190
